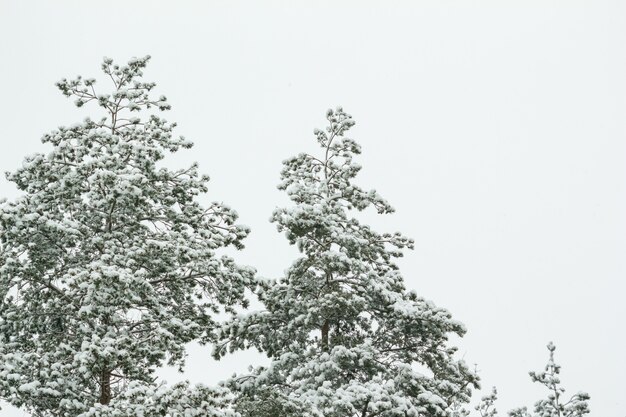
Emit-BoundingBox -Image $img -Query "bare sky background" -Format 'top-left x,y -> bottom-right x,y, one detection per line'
1,1 -> 625,416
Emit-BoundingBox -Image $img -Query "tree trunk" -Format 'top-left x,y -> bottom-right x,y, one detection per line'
100,315 -> 112,405
321,320 -> 329,352
99,369 -> 111,405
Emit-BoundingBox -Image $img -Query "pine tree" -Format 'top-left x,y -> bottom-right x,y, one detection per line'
453,343 -> 591,417
0,56 -> 255,417
215,107 -> 478,417
508,343 -> 590,417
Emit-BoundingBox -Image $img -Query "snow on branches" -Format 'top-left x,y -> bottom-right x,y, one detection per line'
451,343 -> 591,417
0,56 -> 254,417
214,107 -> 479,417
508,343 -> 590,417
0,58 -> 590,417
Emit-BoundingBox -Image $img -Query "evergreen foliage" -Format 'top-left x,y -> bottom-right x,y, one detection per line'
509,343 -> 590,417
0,58 -> 591,417
0,56 -> 254,417
215,107 -> 479,417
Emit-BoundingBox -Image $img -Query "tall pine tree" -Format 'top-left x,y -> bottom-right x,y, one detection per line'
215,107 -> 478,417
0,56 -> 254,417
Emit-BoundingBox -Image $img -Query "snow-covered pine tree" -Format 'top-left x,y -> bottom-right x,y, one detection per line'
214,107 -> 479,417
0,56 -> 255,417
508,343 -> 590,417
451,343 -> 590,417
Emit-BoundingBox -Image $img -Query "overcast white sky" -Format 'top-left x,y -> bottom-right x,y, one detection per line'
1,1 -> 625,416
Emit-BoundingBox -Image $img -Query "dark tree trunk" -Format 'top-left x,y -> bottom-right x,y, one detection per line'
99,370 -> 111,405
321,320 -> 329,351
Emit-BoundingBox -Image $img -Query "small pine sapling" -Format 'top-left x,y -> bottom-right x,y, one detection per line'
509,343 -> 590,417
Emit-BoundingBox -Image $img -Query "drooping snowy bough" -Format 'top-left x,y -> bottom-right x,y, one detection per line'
215,108 -> 479,417
0,56 -> 254,417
